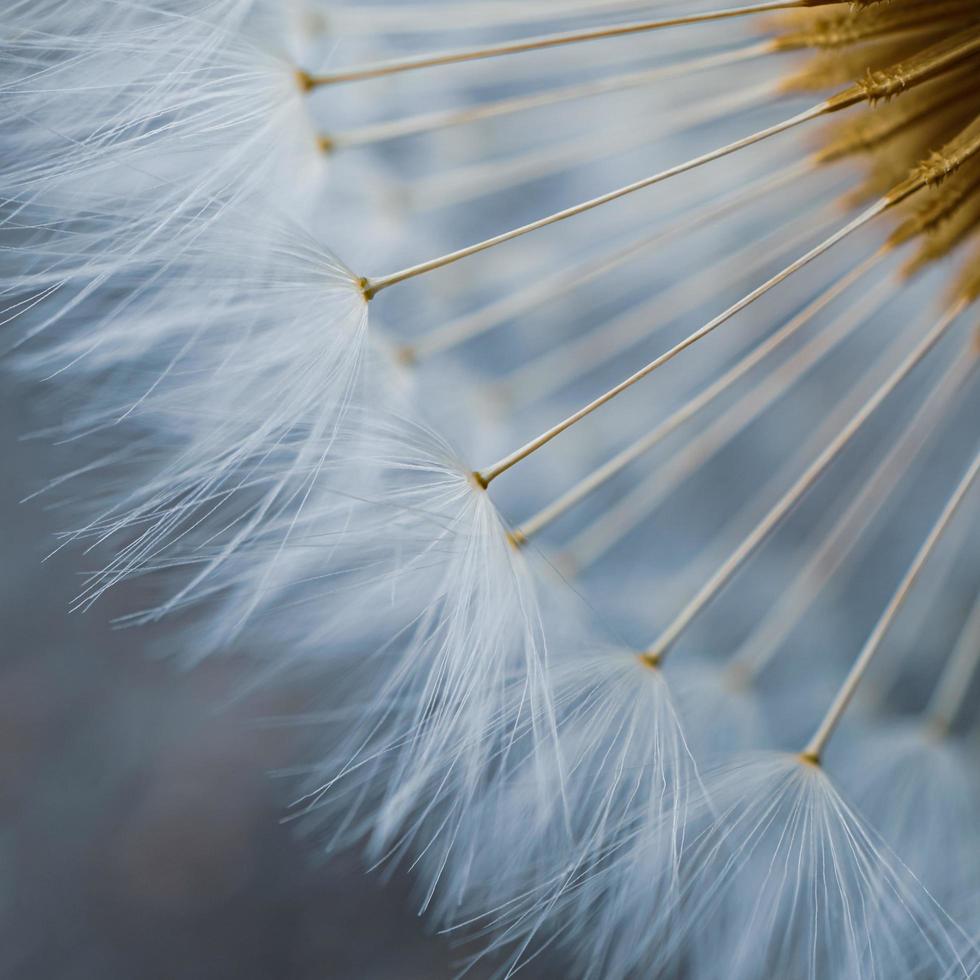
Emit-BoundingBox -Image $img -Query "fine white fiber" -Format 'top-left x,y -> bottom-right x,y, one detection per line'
675,752 -> 976,980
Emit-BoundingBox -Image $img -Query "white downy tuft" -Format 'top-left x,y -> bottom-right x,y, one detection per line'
272,416 -> 565,910
2,2 -> 331,349
456,649 -> 702,979
30,206 -> 369,627
677,752 -> 976,980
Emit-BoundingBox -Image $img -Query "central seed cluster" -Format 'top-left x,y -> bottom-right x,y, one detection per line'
786,0 -> 980,290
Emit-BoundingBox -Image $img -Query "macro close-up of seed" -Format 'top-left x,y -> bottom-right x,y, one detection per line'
2,1 -> 980,977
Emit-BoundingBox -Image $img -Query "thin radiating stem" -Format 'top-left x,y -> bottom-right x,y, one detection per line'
404,79 -> 777,213
302,2 -> 811,87
499,191 -> 838,410
335,0 -> 730,34
476,198 -> 891,487
363,101 -> 829,299
802,441 -> 980,763
325,41 -> 773,150
407,156 -> 811,361
729,345 -> 979,682
396,35 -> 980,213
659,284 -> 939,621
558,262 -> 899,575
510,231 -> 877,544
644,299 -> 970,664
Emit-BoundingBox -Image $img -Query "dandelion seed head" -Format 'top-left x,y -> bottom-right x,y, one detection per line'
7,0 -> 980,976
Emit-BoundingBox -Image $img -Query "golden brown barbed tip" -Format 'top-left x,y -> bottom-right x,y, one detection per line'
785,2 -> 980,274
